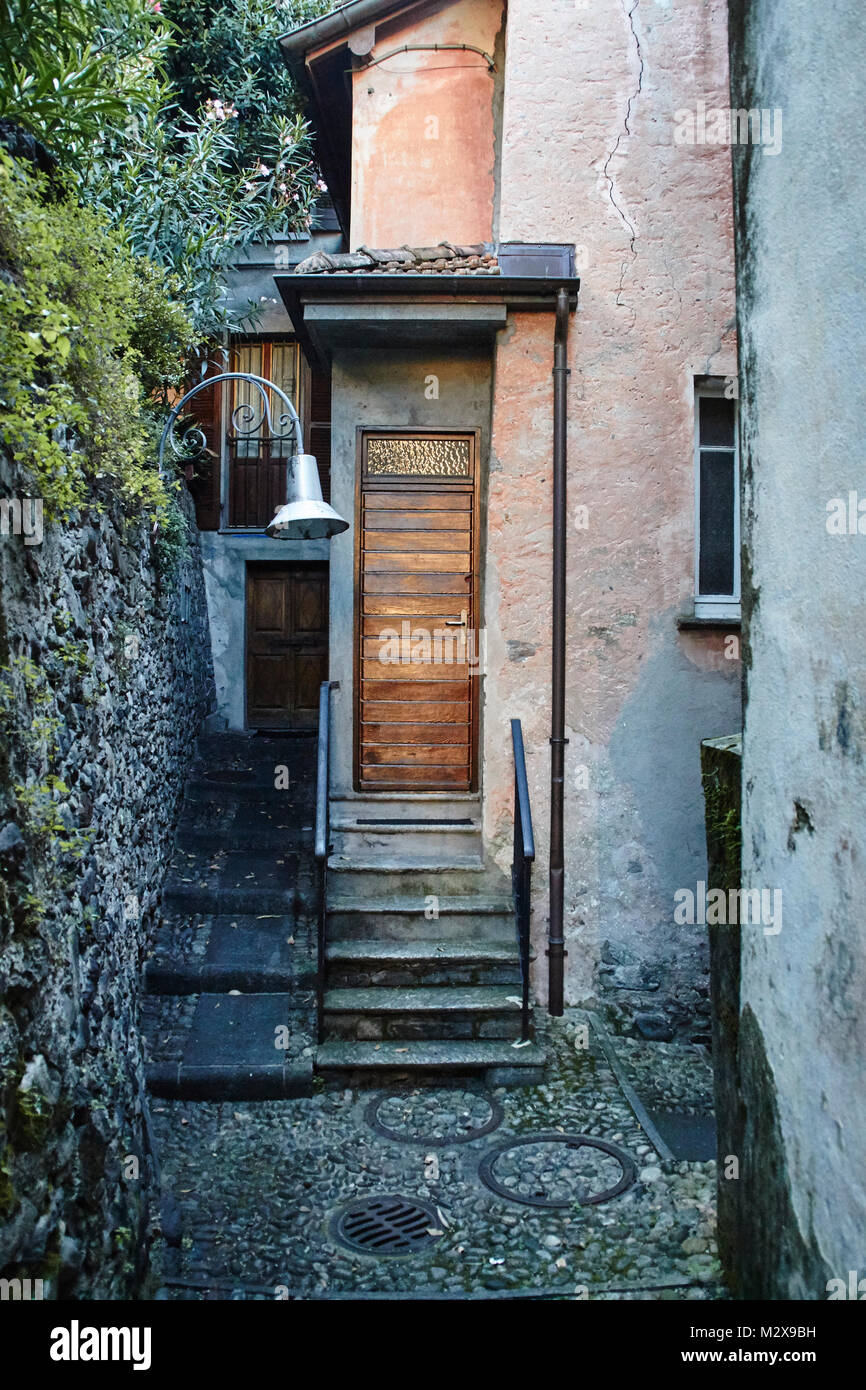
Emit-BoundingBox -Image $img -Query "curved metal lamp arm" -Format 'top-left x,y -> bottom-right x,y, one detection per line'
157,372 -> 303,480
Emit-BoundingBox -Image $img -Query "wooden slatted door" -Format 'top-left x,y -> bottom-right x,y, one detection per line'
355,431 -> 479,791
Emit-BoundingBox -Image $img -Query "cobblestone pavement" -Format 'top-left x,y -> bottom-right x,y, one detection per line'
147,1011 -> 726,1300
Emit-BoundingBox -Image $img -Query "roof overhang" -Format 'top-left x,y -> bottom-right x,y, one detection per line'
274,273 -> 580,369
279,0 -> 427,59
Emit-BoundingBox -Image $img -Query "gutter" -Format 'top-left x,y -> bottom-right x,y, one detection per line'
279,0 -> 416,57
548,287 -> 570,1017
274,273 -> 580,298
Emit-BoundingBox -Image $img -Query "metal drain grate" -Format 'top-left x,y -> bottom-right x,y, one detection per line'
478,1133 -> 637,1208
330,1195 -> 441,1256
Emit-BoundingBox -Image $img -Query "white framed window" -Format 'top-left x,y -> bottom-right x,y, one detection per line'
694,382 -> 740,619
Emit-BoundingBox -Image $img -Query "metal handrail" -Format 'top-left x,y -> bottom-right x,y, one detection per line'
314,681 -> 335,1044
510,718 -> 535,1041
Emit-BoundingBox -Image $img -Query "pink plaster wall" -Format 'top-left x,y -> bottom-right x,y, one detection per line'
484,0 -> 740,1006
349,0 -> 502,249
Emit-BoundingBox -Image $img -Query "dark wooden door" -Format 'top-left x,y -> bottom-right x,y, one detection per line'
355,431 -> 480,791
246,563 -> 328,729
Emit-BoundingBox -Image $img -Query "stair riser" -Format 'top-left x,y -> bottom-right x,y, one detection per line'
326,962 -> 522,989
183,787 -> 314,808
163,888 -> 308,915
145,964 -> 315,995
331,827 -> 482,859
331,793 -> 480,820
327,910 -> 514,942
316,1064 -> 544,1087
146,1064 -> 313,1100
176,830 -> 311,853
194,741 -> 316,765
328,867 -> 491,897
188,767 -> 317,789
324,1013 -> 524,1041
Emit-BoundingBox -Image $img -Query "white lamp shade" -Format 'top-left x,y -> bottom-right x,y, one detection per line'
265,454 -> 349,540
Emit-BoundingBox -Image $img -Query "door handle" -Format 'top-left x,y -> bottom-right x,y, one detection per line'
445,615 -> 468,627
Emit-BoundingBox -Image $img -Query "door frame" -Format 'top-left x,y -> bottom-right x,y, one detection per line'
352,426 -> 482,793
244,559 -> 329,731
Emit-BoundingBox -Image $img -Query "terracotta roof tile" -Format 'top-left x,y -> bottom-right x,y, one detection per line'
294,241 -> 500,276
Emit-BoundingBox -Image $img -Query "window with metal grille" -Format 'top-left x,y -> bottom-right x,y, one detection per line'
227,340 -> 300,528
185,339 -> 330,533
694,385 -> 739,618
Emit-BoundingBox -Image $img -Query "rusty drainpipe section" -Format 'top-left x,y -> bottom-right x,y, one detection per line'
548,286 -> 570,1016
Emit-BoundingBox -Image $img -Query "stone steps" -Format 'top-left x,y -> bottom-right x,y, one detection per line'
175,826 -> 311,853
325,984 -> 521,1012
325,936 -> 522,987
146,1059 -> 312,1100
320,830 -> 538,1071
182,784 -> 314,807
172,799 -> 309,841
145,913 -> 315,995
145,732 -> 317,1103
323,984 -> 523,1041
330,816 -> 482,860
144,992 -> 315,1099
327,855 -> 488,897
327,895 -> 514,942
326,937 -> 518,963
162,886 -> 300,916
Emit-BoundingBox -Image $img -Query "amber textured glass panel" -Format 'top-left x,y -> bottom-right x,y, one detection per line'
366,437 -> 471,477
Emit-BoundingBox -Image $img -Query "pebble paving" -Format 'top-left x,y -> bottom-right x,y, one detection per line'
148,1010 -> 726,1300
368,1087 -> 502,1144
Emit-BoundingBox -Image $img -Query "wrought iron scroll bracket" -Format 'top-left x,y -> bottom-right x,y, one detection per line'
157,372 -> 303,482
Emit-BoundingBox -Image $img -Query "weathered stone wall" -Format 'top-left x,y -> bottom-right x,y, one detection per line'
729,0 -> 866,1299
0,469 -> 214,1297
482,0 -> 741,1032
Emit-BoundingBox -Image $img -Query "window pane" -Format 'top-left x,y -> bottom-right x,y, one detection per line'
271,343 -> 297,400
699,448 -> 736,594
699,395 -> 735,447
269,343 -> 298,458
232,344 -> 264,457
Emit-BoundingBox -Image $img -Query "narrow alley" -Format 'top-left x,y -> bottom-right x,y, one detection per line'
143,731 -> 720,1301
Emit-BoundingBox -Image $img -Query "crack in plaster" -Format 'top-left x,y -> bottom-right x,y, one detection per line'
601,0 -> 644,309
704,317 -> 738,375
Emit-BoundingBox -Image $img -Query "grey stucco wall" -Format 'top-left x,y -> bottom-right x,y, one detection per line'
328,346 -> 494,797
202,226 -> 338,732
223,231 -> 343,330
730,0 -> 866,1298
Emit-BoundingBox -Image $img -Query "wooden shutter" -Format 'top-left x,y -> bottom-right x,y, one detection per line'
308,363 -> 331,503
187,357 -> 223,531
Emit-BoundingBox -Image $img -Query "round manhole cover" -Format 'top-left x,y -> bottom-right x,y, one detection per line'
330,1195 -> 442,1256
365,1086 -> 504,1146
202,769 -> 255,785
478,1133 -> 637,1208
